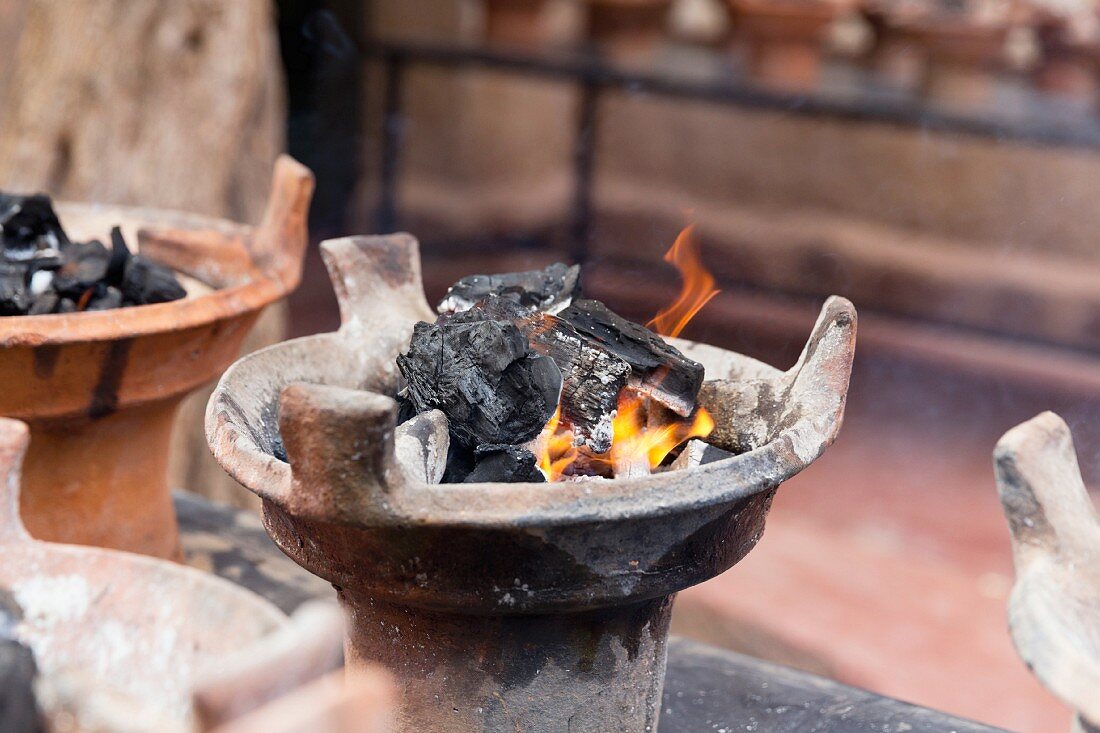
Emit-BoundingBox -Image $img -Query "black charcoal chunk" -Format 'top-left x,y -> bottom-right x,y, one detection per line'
477,296 -> 627,453
395,391 -> 418,426
397,310 -> 562,450
56,298 -> 76,313
0,264 -> 29,316
106,226 -> 131,283
0,193 -> 68,262
442,442 -> 476,483
27,292 -> 58,316
121,256 -> 187,305
558,299 -> 705,416
463,444 -> 545,483
437,262 -> 581,315
52,239 -> 110,298
84,285 -> 123,311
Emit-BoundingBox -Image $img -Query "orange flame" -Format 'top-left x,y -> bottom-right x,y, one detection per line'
534,225 -> 719,481
607,393 -> 715,474
535,407 -> 578,482
647,225 -> 720,339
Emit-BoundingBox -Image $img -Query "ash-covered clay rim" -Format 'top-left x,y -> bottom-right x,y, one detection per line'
0,155 -> 313,346
207,233 -> 856,528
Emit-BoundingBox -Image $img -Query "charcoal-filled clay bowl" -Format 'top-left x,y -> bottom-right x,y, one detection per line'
0,418 -> 293,731
206,233 -> 857,733
0,156 -> 313,558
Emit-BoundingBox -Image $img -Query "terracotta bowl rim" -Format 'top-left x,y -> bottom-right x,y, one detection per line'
0,201 -> 285,346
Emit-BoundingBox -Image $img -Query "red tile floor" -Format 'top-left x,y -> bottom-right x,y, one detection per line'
678,352 -> 1097,732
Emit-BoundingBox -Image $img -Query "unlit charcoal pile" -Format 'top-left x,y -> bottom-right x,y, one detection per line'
0,193 -> 186,316
395,262 -> 711,484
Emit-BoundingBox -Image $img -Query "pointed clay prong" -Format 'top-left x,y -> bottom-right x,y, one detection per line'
995,411 -> 1100,565
278,382 -> 402,523
781,296 -> 857,397
394,410 -> 450,484
699,297 -> 856,455
250,155 -> 314,291
0,418 -> 30,546
193,602 -> 345,730
320,234 -> 435,339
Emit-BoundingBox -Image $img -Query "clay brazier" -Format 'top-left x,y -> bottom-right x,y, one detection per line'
1,156 -> 313,558
207,234 -> 857,732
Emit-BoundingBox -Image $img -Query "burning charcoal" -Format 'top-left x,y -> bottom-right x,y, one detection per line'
0,264 -> 30,316
0,193 -> 68,262
52,239 -> 110,298
395,409 -> 450,484
558,299 -> 704,417
121,255 -> 187,305
478,296 -> 627,453
437,263 -> 581,315
463,444 -> 545,484
397,311 -> 562,450
668,439 -> 733,471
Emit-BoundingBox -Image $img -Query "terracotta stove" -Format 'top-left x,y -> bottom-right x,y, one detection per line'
0,417 -> 344,731
207,233 -> 856,732
0,157 -> 313,558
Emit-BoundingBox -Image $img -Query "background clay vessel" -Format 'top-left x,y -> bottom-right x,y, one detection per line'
484,0 -> 552,46
584,0 -> 674,55
0,156 -> 313,559
1032,15 -> 1100,108
727,0 -> 844,91
891,18 -> 1010,110
0,417 -> 290,731
207,233 -> 857,733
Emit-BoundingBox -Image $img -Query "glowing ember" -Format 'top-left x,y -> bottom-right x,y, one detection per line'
535,227 -> 720,481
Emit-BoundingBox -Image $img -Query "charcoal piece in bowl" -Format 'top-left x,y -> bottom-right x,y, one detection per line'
0,194 -> 68,263
0,264 -> 30,316
83,284 -> 124,312
120,255 -> 187,306
397,309 -> 562,450
437,262 -> 581,315
463,444 -> 545,484
559,299 -> 705,417
477,295 -> 628,453
52,239 -> 110,299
